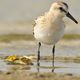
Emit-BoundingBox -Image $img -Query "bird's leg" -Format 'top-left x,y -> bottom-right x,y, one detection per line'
37,42 -> 41,72
52,45 -> 55,72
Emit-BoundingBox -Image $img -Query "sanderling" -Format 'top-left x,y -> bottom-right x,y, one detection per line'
33,1 -> 78,72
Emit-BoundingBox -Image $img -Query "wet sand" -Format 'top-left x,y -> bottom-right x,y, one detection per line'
0,71 -> 80,80
0,34 -> 80,79
0,55 -> 80,80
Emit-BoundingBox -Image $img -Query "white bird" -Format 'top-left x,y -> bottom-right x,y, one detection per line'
33,1 -> 78,72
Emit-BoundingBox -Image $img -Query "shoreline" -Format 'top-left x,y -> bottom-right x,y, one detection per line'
0,71 -> 80,80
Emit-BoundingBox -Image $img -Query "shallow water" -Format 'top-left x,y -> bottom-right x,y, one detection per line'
1,59 -> 80,75
0,41 -> 80,75
0,43 -> 80,57
30,61 -> 80,75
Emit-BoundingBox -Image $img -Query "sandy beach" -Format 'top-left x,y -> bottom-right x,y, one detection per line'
0,35 -> 79,79
0,71 -> 80,80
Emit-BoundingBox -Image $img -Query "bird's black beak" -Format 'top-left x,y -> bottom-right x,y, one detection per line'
66,12 -> 78,24
59,7 -> 78,24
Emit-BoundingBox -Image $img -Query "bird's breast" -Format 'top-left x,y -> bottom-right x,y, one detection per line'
34,22 -> 65,45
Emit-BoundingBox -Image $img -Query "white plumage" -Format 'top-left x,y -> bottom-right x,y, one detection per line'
33,1 -> 78,72
34,1 -> 66,45
34,14 -> 65,45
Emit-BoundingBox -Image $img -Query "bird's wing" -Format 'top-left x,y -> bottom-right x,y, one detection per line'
33,19 -> 36,27
32,16 -> 42,35
32,20 -> 36,35
32,13 -> 47,35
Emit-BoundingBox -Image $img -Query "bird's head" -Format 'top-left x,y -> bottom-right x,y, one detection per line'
49,1 -> 78,24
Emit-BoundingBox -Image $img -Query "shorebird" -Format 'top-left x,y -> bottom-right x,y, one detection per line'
33,1 -> 78,72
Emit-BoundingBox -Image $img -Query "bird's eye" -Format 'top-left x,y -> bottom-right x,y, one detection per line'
59,7 -> 63,11
59,7 -> 67,13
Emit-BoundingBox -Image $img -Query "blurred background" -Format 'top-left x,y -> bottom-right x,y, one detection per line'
0,0 -> 79,35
